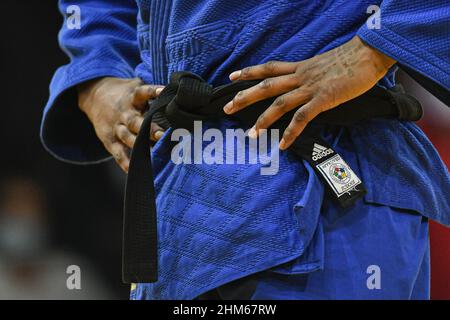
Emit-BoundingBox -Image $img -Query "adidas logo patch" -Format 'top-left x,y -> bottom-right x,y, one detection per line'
312,143 -> 334,161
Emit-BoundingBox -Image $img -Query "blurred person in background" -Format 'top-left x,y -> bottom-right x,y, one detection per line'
0,177 -> 112,299
1,0 -> 135,299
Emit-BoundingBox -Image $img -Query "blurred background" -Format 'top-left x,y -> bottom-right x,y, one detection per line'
0,1 -> 448,299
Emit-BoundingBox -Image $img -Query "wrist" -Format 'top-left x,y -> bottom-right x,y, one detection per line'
355,36 -> 396,77
77,77 -> 108,116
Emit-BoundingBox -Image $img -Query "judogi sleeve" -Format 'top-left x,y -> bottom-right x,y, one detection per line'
40,0 -> 140,164
357,0 -> 450,105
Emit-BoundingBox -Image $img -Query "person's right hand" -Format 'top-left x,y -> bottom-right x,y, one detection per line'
77,77 -> 165,172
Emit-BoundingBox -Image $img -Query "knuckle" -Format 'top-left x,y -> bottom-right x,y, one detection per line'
125,116 -> 134,129
124,112 -> 139,129
126,135 -> 135,147
259,78 -> 273,90
290,73 -> 303,86
293,73 -> 306,86
120,111 -> 132,124
293,109 -> 308,124
319,87 -> 336,107
128,116 -> 140,131
123,130 -> 131,142
113,124 -> 121,136
311,92 -> 329,110
132,86 -> 141,97
241,67 -> 252,79
147,85 -> 157,97
117,125 -> 127,138
320,85 -> 333,97
124,115 -> 137,130
116,126 -> 132,145
273,96 -> 287,111
264,60 -> 278,73
295,65 -> 306,75
295,63 -> 314,78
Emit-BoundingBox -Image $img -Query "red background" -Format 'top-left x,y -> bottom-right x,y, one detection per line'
407,72 -> 450,299
422,126 -> 450,299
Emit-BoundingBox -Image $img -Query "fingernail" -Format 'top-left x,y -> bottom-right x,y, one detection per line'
229,70 -> 241,81
223,101 -> 233,114
248,126 -> 257,139
155,87 -> 163,95
279,138 -> 286,150
154,130 -> 164,140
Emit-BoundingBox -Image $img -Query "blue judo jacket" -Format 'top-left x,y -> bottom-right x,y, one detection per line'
41,0 -> 450,299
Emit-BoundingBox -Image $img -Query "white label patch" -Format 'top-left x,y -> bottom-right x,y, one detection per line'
316,154 -> 362,197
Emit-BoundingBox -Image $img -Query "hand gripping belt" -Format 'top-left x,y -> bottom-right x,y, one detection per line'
122,71 -> 423,283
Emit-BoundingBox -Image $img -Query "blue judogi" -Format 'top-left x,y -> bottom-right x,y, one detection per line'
42,0 -> 450,299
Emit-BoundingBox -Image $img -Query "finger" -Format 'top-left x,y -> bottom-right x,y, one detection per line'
229,61 -> 298,81
224,74 -> 300,114
248,88 -> 312,138
150,122 -> 165,142
109,142 -> 130,173
279,98 -> 324,150
132,85 -> 164,110
120,109 -> 165,141
120,110 -> 144,134
114,124 -> 136,149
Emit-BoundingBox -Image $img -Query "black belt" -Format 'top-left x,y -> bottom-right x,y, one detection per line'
122,71 -> 422,283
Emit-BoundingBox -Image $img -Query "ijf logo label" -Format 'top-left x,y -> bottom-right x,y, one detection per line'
329,163 -> 352,184
316,154 -> 361,197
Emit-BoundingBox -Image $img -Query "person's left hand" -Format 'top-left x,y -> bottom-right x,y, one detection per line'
223,36 -> 396,150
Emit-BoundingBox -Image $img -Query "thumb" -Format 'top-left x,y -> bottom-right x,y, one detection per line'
132,85 -> 164,110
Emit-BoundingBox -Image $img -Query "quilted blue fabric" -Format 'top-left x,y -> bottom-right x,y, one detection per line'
41,1 -> 450,299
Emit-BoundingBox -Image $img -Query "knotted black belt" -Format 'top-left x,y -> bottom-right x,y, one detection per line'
122,71 -> 422,283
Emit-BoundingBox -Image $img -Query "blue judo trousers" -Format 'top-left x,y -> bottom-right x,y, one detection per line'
42,0 -> 450,299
